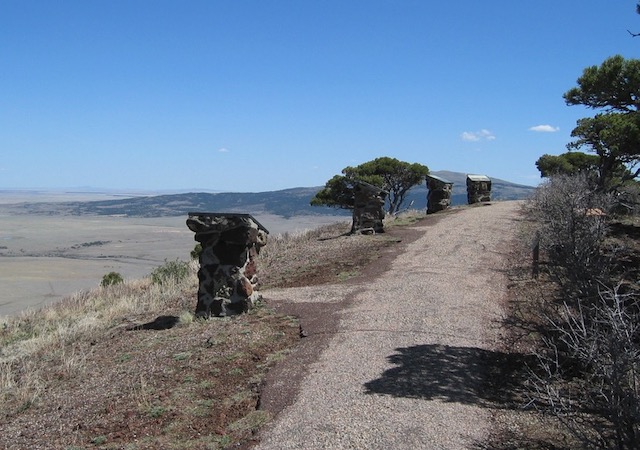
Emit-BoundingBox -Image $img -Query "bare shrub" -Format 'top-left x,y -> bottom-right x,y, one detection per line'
525,173 -> 614,295
523,173 -> 640,448
614,182 -> 640,216
529,285 -> 640,448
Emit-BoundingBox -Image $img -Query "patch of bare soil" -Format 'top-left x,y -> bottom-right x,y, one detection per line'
0,298 -> 300,450
258,221 -> 407,288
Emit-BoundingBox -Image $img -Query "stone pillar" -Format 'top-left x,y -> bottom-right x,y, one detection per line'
426,174 -> 453,214
466,174 -> 492,204
186,213 -> 268,318
352,182 -> 388,234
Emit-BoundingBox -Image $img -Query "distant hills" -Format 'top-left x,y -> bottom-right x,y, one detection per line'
8,171 -> 536,218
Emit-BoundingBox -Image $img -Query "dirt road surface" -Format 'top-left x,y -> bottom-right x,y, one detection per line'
255,201 -> 521,449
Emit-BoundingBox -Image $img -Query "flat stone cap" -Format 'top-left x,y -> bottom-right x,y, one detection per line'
187,212 -> 269,234
427,174 -> 453,185
466,174 -> 491,182
354,180 -> 389,195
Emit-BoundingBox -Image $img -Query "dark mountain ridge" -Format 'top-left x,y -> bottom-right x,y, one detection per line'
8,172 -> 536,218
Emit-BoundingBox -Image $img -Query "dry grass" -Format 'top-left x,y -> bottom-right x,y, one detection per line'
0,218 -> 408,450
1,266 -> 197,363
259,214 -> 412,288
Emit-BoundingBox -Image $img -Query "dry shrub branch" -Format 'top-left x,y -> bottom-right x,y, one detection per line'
522,173 -> 640,449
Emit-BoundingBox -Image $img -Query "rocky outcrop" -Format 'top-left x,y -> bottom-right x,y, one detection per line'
426,174 -> 453,214
466,174 -> 491,204
352,182 -> 387,234
186,213 -> 268,318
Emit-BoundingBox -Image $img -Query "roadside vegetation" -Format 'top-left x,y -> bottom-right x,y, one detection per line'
498,173 -> 639,449
0,216 -> 411,449
497,53 -> 640,449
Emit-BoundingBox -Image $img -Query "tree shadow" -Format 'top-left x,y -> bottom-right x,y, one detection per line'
364,344 -> 534,409
127,315 -> 180,331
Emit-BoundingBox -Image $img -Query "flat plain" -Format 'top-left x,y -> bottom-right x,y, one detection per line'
0,191 -> 345,317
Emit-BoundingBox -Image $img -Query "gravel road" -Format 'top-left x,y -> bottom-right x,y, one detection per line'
255,201 -> 522,449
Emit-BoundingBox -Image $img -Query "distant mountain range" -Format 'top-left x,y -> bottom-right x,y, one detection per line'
8,171 -> 536,218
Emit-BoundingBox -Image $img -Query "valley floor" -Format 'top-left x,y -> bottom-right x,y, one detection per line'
0,212 -> 346,317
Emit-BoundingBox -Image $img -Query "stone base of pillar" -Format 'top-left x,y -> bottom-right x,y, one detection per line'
186,213 -> 268,318
426,175 -> 453,214
352,182 -> 387,234
466,175 -> 492,205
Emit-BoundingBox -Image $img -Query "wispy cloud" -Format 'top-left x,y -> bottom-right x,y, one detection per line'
218,147 -> 230,153
529,124 -> 559,132
461,129 -> 496,142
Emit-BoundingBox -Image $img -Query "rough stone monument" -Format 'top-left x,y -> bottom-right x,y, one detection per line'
426,174 -> 453,214
466,174 -> 492,204
186,212 -> 268,318
351,181 -> 388,234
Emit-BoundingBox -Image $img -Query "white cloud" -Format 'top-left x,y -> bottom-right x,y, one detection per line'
461,131 -> 479,142
480,129 -> 496,140
461,129 -> 496,142
218,147 -> 229,153
529,124 -> 559,132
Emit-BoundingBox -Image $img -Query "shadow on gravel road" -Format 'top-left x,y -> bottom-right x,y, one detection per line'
364,344 -> 534,409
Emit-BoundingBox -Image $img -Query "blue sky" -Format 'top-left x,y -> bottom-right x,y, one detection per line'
2,1 -> 639,192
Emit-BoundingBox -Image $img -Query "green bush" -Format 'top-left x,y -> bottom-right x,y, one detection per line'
190,243 -> 202,260
150,259 -> 190,285
100,272 -> 124,287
